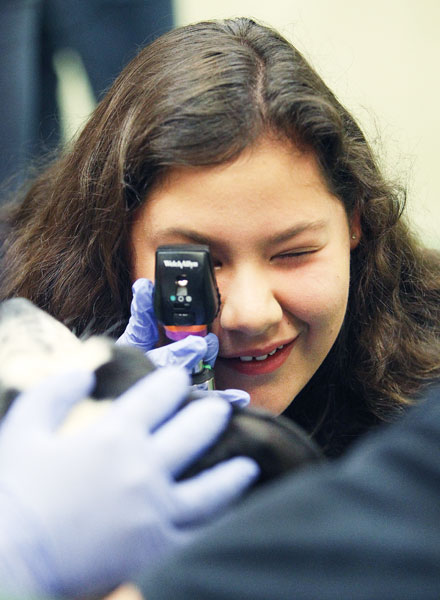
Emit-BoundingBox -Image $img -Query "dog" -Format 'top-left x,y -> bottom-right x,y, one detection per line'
0,298 -> 324,486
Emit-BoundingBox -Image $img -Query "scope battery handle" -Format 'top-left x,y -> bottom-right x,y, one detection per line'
153,244 -> 220,330
153,244 -> 220,390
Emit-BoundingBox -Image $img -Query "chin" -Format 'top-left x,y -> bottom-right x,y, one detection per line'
247,389 -> 294,415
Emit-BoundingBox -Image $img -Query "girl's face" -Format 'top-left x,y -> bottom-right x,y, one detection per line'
130,137 -> 360,414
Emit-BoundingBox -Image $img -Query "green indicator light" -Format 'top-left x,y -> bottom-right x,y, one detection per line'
170,295 -> 176,301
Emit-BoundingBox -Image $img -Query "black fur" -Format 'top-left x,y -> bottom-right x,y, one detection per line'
0,298 -> 324,490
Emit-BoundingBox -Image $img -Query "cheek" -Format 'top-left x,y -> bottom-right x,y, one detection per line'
209,266 -> 350,340
277,262 -> 350,331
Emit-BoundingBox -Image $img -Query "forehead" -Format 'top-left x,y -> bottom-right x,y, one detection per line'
136,137 -> 344,238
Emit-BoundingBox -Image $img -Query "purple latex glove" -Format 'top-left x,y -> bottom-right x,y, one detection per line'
117,279 -> 249,407
117,279 -> 159,353
117,279 -> 218,367
0,368 -> 259,599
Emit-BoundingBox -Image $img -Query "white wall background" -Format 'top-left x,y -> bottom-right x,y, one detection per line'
174,1 -> 440,249
58,1 -> 439,249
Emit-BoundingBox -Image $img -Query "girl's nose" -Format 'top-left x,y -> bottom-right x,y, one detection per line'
219,267 -> 283,337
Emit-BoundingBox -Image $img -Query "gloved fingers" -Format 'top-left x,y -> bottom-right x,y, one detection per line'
108,367 -> 190,430
147,335 -> 208,370
189,388 -> 250,407
209,389 -> 250,407
1,370 -> 95,434
152,398 -> 232,477
203,333 -> 219,367
173,457 -> 260,525
116,278 -> 158,352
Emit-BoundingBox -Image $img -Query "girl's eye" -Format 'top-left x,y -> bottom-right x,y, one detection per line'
212,259 -> 223,270
274,250 -> 314,260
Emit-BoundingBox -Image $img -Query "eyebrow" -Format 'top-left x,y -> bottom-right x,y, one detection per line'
152,220 -> 327,247
266,220 -> 327,245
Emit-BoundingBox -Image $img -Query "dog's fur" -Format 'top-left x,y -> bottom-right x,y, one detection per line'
0,298 -> 323,485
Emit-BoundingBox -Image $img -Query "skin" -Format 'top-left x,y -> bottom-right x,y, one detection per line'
130,137 -> 360,414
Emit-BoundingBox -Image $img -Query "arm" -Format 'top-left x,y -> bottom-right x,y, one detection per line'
141,383 -> 440,600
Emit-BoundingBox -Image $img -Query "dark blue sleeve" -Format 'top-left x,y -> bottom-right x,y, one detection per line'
140,383 -> 440,600
45,0 -> 174,99
0,0 -> 174,193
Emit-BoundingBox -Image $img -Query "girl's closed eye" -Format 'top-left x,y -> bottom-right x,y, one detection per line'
272,248 -> 320,263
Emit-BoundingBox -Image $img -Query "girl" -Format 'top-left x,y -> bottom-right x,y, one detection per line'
1,18 -> 439,456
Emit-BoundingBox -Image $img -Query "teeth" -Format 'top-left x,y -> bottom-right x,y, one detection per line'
239,344 -> 285,362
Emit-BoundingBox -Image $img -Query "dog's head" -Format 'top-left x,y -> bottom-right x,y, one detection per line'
0,298 -> 323,487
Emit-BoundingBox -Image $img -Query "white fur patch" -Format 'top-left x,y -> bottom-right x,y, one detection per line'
0,298 -> 115,430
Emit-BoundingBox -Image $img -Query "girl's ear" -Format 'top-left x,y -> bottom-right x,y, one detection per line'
349,211 -> 362,250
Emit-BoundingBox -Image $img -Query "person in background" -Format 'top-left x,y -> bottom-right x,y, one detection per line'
0,0 -> 173,193
1,18 -> 439,459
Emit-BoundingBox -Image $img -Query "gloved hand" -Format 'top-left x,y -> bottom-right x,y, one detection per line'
117,278 -> 249,407
0,368 -> 259,599
117,278 -> 218,366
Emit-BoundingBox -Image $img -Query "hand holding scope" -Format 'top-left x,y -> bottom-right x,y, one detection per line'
153,244 -> 220,389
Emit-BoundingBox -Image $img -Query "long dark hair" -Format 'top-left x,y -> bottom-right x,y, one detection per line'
1,18 -> 439,447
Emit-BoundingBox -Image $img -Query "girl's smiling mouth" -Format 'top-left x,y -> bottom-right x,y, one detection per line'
216,338 -> 297,376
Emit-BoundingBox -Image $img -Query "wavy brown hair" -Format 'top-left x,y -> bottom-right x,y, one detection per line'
1,18 -> 439,449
